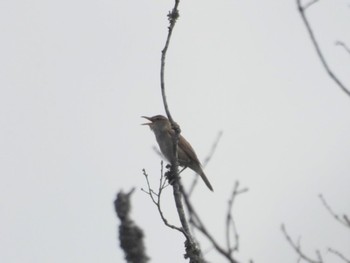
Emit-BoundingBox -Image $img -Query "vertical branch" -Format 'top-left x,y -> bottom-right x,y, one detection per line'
158,1 -> 204,261
160,0 -> 180,123
160,1 -> 181,176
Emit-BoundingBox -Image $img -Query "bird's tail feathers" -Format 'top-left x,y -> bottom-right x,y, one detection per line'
200,171 -> 214,192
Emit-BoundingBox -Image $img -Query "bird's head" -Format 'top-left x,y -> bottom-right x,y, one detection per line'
142,115 -> 171,132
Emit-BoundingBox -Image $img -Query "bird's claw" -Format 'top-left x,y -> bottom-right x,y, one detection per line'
164,166 -> 180,186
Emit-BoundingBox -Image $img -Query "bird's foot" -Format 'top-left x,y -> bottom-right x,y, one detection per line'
164,164 -> 180,185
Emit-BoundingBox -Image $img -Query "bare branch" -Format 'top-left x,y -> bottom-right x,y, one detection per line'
159,0 -> 181,194
141,166 -> 184,234
281,224 -> 323,263
159,1 -> 182,194
336,41 -> 350,56
142,166 -> 206,261
296,0 -> 350,97
182,182 -> 248,263
226,182 -> 248,254
202,131 -> 223,168
182,188 -> 238,263
157,0 -> 200,252
328,248 -> 350,263
143,0 -> 207,261
114,188 -> 150,263
316,250 -> 324,263
160,0 -> 180,124
188,131 -> 223,195
344,215 -> 350,226
319,194 -> 350,229
303,0 -> 319,10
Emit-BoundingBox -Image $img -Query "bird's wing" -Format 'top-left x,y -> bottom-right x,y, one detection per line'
167,129 -> 201,163
178,134 -> 201,164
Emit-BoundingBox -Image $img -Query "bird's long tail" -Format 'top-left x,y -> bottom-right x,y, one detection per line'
199,171 -> 214,192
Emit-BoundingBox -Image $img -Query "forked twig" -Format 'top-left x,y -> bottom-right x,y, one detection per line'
281,224 -> 324,263
328,248 -> 350,263
182,181 -> 248,263
296,0 -> 350,97
141,165 -> 183,234
226,182 -> 248,254
319,194 -> 350,229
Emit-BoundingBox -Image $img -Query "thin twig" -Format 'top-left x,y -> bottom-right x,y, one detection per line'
226,182 -> 248,255
141,167 -> 184,234
336,41 -> 350,56
202,131 -> 223,168
188,131 -> 223,195
160,0 -> 180,124
303,0 -> 319,10
344,215 -> 350,226
281,224 -> 323,263
296,0 -> 350,97
182,189 -> 238,263
319,194 -> 350,229
141,169 -> 159,205
316,250 -> 323,263
328,248 -> 350,263
181,182 -> 248,263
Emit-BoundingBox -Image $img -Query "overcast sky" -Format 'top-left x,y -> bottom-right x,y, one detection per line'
1,0 -> 349,262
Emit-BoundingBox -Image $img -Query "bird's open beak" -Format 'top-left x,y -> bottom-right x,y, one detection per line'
141,116 -> 152,125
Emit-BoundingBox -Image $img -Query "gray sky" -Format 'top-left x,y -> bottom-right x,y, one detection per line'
1,0 -> 349,262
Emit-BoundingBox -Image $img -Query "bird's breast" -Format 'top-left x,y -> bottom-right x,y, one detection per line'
154,132 -> 174,162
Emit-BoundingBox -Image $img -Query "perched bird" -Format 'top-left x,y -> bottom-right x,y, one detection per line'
142,115 -> 213,191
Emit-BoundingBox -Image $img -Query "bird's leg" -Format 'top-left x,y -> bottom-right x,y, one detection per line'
178,166 -> 187,175
164,164 -> 175,185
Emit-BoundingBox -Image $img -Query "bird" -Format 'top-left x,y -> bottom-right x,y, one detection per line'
142,115 -> 213,191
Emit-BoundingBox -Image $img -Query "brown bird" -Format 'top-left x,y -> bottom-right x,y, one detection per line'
142,115 -> 213,191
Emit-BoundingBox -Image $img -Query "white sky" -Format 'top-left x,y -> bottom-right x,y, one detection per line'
0,0 -> 349,262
